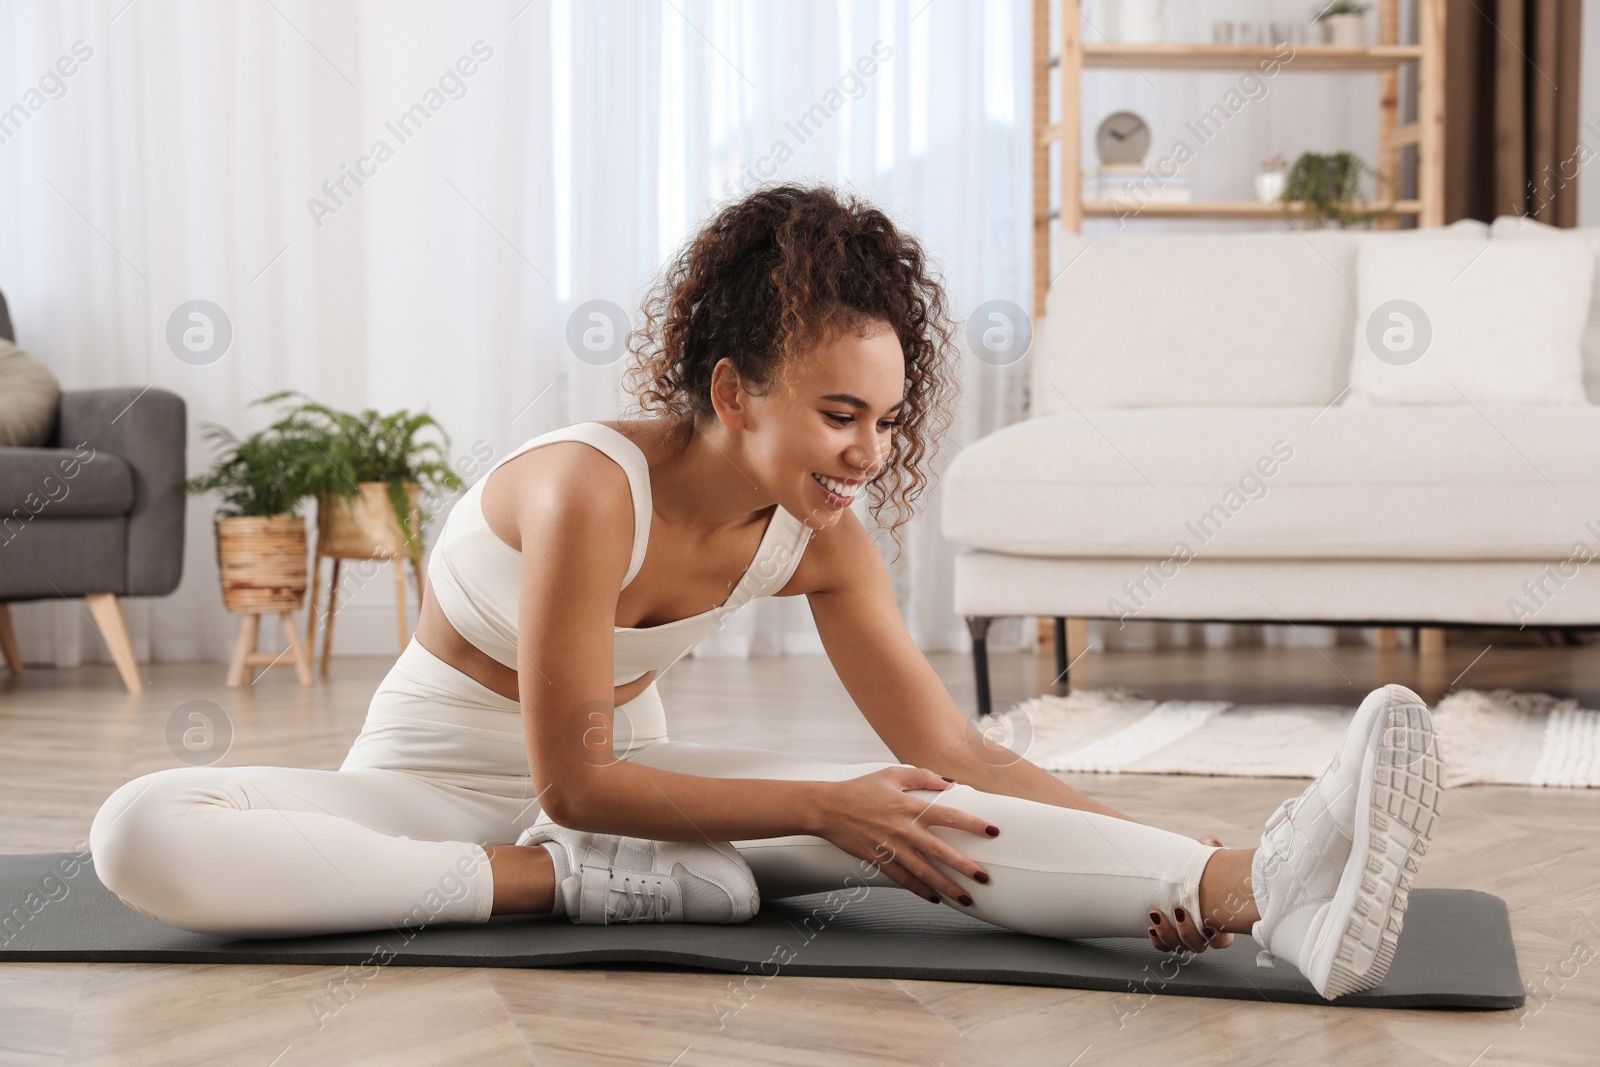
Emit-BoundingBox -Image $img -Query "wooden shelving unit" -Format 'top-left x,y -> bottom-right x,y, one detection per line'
1081,198 -> 1424,219
1032,0 -> 1448,319
1082,42 -> 1425,71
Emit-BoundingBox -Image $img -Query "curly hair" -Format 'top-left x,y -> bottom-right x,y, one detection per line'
622,183 -> 960,560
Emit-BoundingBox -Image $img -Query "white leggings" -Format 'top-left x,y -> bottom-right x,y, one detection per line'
89,640 -> 1221,940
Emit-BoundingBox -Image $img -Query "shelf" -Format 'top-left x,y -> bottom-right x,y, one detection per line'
1078,199 -> 1423,219
1031,0 -> 1447,317
1081,43 -> 1424,72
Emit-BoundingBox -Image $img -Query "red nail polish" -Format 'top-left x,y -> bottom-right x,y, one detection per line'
985,825 -> 999,837
1174,907 -> 1187,923
928,894 -> 940,903
974,871 -> 990,884
959,894 -> 974,907
941,776 -> 955,782
1203,926 -> 1216,939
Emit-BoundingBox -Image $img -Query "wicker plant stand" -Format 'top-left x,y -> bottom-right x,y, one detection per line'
216,515 -> 314,687
305,483 -> 423,677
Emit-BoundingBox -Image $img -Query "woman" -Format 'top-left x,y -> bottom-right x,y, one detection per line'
89,184 -> 1441,1001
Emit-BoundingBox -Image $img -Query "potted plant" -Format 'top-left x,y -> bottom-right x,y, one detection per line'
1313,1 -> 1368,46
183,421 -> 323,686
1281,150 -> 1393,228
250,390 -> 465,575
182,422 -> 320,616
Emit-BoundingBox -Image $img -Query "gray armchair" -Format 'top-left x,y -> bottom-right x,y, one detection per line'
0,289 -> 186,692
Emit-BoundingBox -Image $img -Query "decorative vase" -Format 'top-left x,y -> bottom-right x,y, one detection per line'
1321,13 -> 1365,46
1103,0 -> 1166,43
1254,153 -> 1289,202
215,514 -> 309,613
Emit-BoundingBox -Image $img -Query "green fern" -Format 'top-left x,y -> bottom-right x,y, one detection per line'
1281,150 -> 1393,229
1312,1 -> 1370,18
250,391 -> 465,564
181,423 -> 321,519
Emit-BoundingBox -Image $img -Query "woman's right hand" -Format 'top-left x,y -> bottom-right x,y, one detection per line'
813,766 -> 999,905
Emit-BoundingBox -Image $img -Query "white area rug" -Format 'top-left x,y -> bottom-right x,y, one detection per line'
981,688 -> 1600,788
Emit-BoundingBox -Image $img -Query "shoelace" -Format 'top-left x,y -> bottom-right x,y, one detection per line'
608,873 -> 669,922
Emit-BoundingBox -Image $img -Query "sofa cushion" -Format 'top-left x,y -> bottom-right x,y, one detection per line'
1032,231 -> 1359,413
1031,221 -> 1493,415
1490,215 -> 1600,403
1343,232 -> 1593,405
941,405 -> 1600,561
0,446 -> 134,523
0,339 -> 60,447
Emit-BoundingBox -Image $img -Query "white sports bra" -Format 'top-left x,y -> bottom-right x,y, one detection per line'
426,421 -> 814,687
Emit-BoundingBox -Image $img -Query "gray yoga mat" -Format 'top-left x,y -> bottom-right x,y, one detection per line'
0,852 -> 1522,1009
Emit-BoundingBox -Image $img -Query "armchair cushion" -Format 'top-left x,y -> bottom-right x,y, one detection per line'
0,445 -> 133,519
0,338 -> 60,447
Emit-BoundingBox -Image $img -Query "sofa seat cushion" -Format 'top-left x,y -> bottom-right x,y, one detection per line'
0,446 -> 133,520
941,405 -> 1600,561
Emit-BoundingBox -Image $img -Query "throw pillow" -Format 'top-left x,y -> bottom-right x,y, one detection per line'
0,338 -> 61,446
1491,214 -> 1600,403
1342,232 -> 1594,406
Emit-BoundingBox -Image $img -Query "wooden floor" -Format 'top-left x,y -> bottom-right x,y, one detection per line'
2,640 -> 1597,1066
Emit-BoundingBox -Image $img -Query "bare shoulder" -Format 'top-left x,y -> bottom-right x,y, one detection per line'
481,437 -> 634,553
780,505 -> 883,597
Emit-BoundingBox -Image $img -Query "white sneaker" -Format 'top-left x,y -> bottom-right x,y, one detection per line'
517,813 -> 760,925
1251,683 -> 1443,1000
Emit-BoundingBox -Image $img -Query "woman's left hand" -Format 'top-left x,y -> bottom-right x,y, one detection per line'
1146,833 -> 1235,953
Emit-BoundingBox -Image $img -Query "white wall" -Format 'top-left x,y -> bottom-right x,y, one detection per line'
1582,0 -> 1600,227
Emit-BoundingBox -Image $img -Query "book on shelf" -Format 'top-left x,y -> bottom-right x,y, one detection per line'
1081,162 -> 1192,203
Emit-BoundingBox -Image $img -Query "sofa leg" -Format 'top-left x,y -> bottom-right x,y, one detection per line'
0,604 -> 22,676
1053,617 -> 1069,692
85,593 -> 143,693
965,615 -> 994,720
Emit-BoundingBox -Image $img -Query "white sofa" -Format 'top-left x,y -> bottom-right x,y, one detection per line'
942,217 -> 1600,715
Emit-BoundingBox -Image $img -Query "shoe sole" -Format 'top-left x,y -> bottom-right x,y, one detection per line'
1315,684 -> 1442,999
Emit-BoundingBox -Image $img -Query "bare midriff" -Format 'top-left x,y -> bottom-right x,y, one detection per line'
414,575 -> 660,708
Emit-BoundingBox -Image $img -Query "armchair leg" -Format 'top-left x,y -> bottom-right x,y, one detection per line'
0,604 -> 22,675
965,615 -> 994,720
85,593 -> 143,693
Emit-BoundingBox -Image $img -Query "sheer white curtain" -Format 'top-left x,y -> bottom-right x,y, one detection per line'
0,0 -> 1037,672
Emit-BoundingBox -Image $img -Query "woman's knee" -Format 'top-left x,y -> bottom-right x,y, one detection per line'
89,767 -> 217,906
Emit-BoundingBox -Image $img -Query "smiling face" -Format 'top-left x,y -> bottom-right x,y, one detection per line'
708,318 -> 906,530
